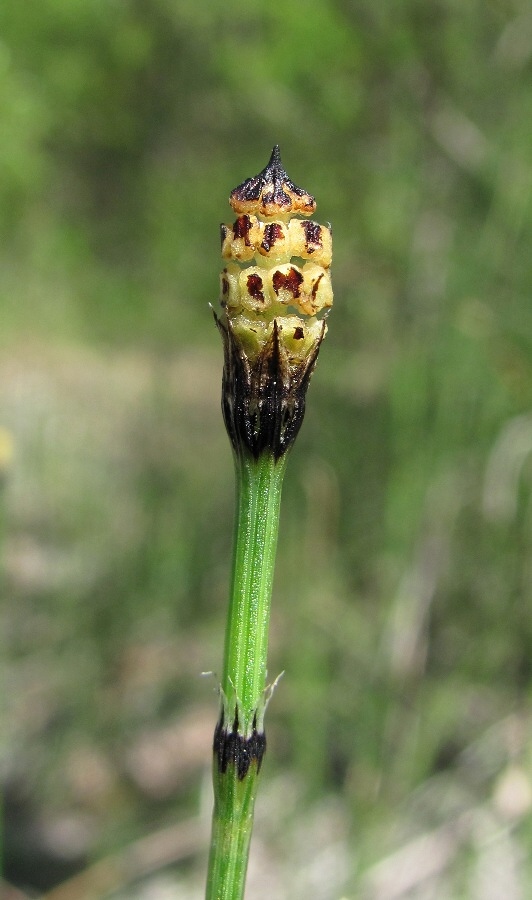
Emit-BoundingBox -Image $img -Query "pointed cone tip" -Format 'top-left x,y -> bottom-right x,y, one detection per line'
229,146 -> 316,218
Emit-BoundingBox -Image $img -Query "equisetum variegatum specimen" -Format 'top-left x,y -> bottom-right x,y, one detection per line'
206,146 -> 333,899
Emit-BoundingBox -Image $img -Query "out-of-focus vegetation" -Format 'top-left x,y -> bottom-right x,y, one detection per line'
2,1 -> 532,896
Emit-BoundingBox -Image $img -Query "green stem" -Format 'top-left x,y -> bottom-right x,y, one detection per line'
223,450 -> 288,728
206,449 -> 288,900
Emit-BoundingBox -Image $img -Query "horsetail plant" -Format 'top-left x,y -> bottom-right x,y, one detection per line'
206,147 -> 333,900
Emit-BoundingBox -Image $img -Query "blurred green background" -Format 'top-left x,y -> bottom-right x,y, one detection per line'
2,1 -> 532,897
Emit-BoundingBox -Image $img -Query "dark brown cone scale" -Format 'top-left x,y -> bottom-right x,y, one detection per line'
230,145 -> 316,218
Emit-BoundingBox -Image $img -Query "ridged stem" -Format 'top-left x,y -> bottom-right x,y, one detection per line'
206,449 -> 288,900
